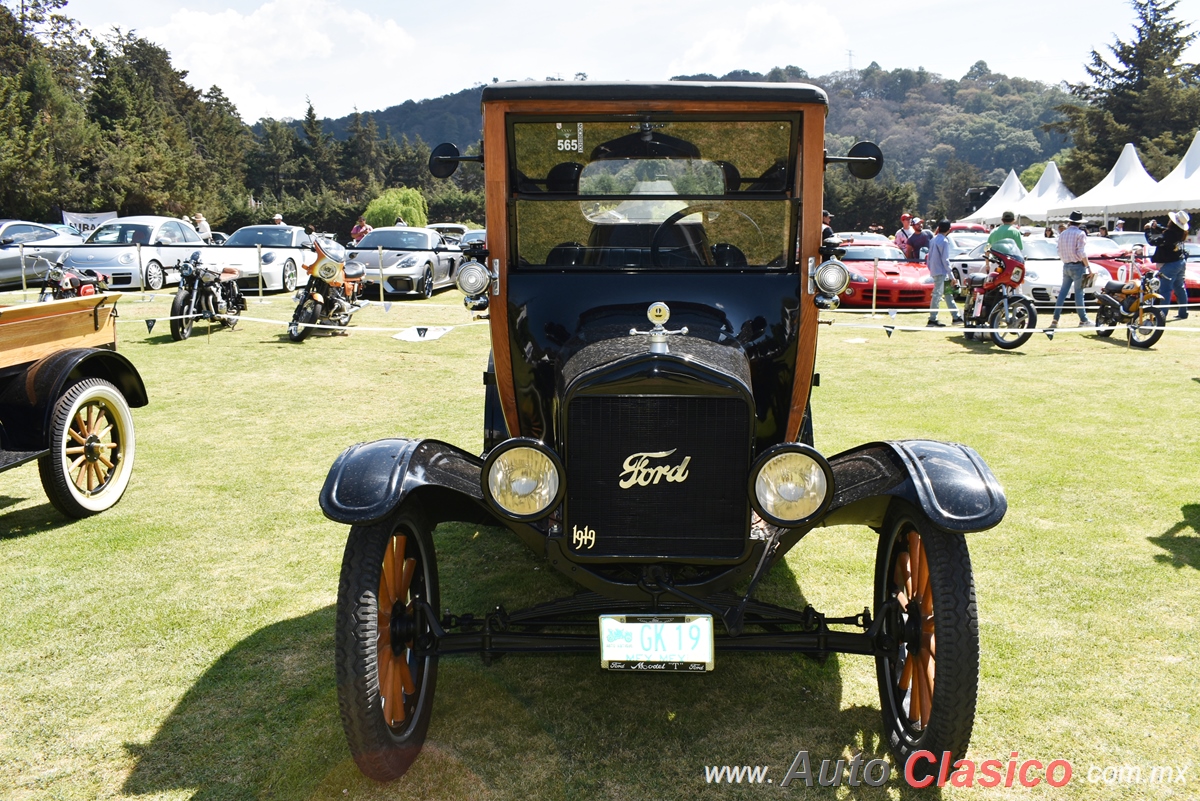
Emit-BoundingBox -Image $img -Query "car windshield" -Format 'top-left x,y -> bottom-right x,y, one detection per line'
842,245 -> 907,261
1184,242 -> 1200,258
510,115 -> 797,270
86,223 -> 154,245
1023,240 -> 1060,259
1084,237 -> 1124,255
357,230 -> 432,250
225,227 -> 294,247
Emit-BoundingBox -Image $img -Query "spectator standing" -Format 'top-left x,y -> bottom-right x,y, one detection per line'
894,213 -> 914,253
272,213 -> 284,225
193,213 -> 212,244
1114,219 -> 1125,232
926,219 -> 962,327
1146,210 -> 1190,320
1044,226 -> 1055,238
987,211 -> 1024,251
351,215 -> 372,245
906,218 -> 931,260
1050,211 -> 1091,328
821,209 -> 834,241
1098,225 -> 1109,238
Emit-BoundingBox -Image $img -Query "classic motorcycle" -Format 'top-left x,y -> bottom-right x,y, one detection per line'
1094,269 -> 1166,348
170,250 -> 246,341
33,254 -> 109,302
962,239 -> 1038,349
287,237 -> 364,342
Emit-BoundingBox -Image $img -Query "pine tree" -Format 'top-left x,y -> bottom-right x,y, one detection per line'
1055,0 -> 1200,187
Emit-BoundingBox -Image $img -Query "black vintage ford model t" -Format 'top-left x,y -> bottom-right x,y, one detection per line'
319,82 -> 1006,782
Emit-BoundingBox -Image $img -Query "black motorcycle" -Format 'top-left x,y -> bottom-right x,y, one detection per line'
170,250 -> 246,341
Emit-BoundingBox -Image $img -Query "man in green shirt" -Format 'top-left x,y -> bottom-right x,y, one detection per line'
987,211 -> 1024,251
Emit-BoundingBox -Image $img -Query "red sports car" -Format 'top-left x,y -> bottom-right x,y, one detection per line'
838,242 -> 934,307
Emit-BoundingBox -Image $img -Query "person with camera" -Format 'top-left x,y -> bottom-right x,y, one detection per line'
1146,211 -> 1190,320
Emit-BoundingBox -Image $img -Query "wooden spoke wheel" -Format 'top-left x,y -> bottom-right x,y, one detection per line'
875,503 -> 978,779
336,504 -> 439,782
39,378 -> 136,518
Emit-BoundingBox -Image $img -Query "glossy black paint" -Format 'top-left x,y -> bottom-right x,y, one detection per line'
821,440 -> 1007,533
0,348 -> 148,451
505,270 -> 803,452
481,81 -> 828,106
320,438 -> 498,527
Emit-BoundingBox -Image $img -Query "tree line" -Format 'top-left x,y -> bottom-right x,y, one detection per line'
0,0 -> 1195,237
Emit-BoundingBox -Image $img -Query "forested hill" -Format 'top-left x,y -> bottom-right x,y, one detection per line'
312,85 -> 485,149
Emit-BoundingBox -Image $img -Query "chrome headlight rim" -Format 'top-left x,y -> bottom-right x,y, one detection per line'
456,260 -> 490,296
747,443 -> 835,528
814,259 -> 851,296
481,437 -> 565,522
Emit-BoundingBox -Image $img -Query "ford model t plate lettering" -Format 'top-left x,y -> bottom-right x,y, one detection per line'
599,614 -> 714,671
320,81 -> 1008,785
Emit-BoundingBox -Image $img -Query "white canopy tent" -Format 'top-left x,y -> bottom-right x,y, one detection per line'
1013,161 -> 1076,222
1105,129 -> 1200,214
1047,143 -> 1158,225
959,169 -> 1027,225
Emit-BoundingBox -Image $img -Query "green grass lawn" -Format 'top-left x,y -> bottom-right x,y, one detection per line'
1,290 -> 1198,800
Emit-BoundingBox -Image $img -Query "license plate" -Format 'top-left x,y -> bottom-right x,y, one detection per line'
599,614 -> 714,672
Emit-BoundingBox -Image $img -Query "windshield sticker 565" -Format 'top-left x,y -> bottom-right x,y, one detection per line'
556,122 -> 583,153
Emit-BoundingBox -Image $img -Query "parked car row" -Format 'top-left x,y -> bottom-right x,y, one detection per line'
0,216 -> 472,299
833,234 -> 1199,312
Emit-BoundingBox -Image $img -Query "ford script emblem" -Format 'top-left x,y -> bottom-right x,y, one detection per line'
618,449 -> 691,489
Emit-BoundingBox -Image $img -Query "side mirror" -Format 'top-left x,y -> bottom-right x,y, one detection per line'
0,237 -> 13,246
429,141 -> 484,179
825,141 -> 884,180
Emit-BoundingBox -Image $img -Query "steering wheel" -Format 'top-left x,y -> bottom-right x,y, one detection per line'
649,204 -> 764,268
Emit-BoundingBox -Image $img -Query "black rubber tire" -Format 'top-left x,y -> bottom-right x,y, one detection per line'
38,378 -> 136,518
336,503 -> 439,783
420,267 -> 434,299
1095,306 -> 1116,338
144,260 -> 165,291
170,289 -> 194,341
288,298 -> 318,342
875,502 -> 978,781
282,258 -> 298,292
221,285 -> 243,329
1129,306 -> 1165,349
987,297 -> 1036,349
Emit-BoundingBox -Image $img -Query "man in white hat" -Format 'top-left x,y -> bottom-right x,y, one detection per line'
193,212 -> 212,243
272,213 -> 285,225
1146,210 -> 1191,320
1050,211 -> 1092,328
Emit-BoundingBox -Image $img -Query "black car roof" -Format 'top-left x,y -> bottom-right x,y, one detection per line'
480,81 -> 828,106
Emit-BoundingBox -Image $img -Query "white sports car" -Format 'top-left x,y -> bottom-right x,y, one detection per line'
214,225 -> 314,291
1013,238 -> 1110,309
63,216 -> 205,290
347,227 -> 462,298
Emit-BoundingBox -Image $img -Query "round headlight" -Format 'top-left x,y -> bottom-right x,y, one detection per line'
482,439 -> 564,521
316,261 -> 339,281
118,252 -> 134,265
814,259 -> 851,295
1149,277 -> 1161,291
748,444 -> 834,527
261,251 -> 276,264
456,260 -> 490,296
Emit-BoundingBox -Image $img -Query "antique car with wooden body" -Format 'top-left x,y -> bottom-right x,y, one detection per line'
319,82 -> 1007,782
0,293 -> 147,517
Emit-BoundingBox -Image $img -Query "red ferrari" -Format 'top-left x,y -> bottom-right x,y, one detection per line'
837,242 -> 934,307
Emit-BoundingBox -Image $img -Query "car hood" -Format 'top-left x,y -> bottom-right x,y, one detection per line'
63,247 -> 137,268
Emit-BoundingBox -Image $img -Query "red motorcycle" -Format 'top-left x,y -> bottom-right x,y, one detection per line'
961,240 -> 1038,349
34,254 -> 110,302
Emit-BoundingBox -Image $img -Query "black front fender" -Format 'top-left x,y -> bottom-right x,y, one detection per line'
319,438 -> 498,527
819,440 -> 1007,533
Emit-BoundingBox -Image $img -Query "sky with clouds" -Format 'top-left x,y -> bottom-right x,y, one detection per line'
64,0 -> 1200,122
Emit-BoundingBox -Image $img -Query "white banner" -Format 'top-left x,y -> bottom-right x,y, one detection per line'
61,210 -> 117,235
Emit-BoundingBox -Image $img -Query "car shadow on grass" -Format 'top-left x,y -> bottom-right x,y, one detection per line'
122,524 -> 941,801
1,500 -> 74,539
1148,504 -> 1200,570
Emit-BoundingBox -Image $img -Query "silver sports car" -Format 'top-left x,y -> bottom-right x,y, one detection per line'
348,227 -> 462,298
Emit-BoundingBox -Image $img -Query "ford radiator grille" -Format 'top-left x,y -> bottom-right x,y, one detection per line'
565,395 -> 751,559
